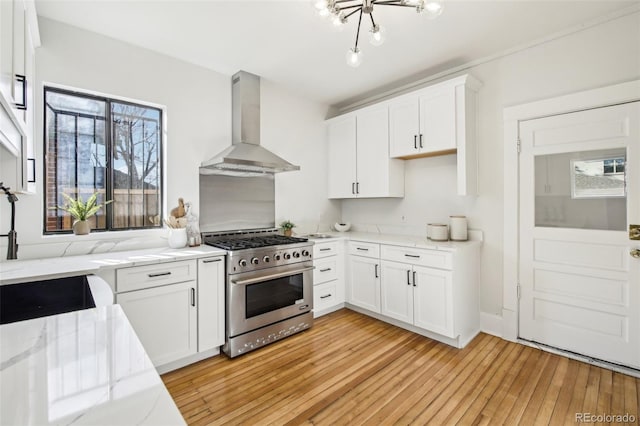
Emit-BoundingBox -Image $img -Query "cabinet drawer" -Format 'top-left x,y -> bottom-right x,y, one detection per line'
381,245 -> 452,270
313,257 -> 337,285
117,259 -> 197,293
313,241 -> 338,258
314,281 -> 337,311
348,241 -> 380,258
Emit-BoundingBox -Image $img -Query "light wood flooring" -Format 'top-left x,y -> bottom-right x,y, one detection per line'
162,309 -> 640,425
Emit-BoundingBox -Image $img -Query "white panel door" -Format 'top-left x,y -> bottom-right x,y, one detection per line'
389,94 -> 419,158
327,114 -> 357,199
413,265 -> 454,337
419,86 -> 456,153
356,105 -> 389,198
380,260 -> 413,324
117,281 -> 197,367
347,255 -> 380,313
519,102 -> 640,368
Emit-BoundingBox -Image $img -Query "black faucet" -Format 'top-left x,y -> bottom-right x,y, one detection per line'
0,182 -> 18,260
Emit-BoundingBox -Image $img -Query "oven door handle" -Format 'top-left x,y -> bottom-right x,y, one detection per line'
231,266 -> 315,286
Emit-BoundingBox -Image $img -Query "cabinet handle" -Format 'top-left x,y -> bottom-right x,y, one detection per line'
407,269 -> 411,285
15,74 -> 26,110
352,182 -> 355,194
356,182 -> 360,194
191,288 -> 196,306
356,247 -> 369,251
414,135 -> 417,149
413,271 -> 417,287
419,134 -> 423,148
148,271 -> 171,278
404,254 -> 420,258
203,258 -> 222,263
320,294 -> 332,299
319,248 -> 331,252
320,268 -> 332,272
375,264 -> 379,278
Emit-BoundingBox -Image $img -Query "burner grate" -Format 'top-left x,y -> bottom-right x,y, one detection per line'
204,234 -> 308,251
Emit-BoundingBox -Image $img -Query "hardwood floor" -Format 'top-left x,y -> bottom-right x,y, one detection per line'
162,309 -> 640,425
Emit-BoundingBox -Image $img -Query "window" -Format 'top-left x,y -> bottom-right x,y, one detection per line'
570,154 -> 626,199
44,88 -> 162,233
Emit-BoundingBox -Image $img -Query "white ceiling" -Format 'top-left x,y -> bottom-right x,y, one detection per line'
35,0 -> 638,107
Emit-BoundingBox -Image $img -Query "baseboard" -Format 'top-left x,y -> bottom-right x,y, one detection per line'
480,312 -> 503,338
156,347 -> 221,375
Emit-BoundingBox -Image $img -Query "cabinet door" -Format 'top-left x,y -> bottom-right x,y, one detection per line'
347,255 -> 380,313
0,0 -> 14,104
198,257 -> 225,352
117,281 -> 197,367
327,114 -> 357,198
356,105 -> 390,198
413,265 -> 454,337
419,86 -> 456,153
389,95 -> 420,158
12,0 -> 25,125
380,260 -> 413,324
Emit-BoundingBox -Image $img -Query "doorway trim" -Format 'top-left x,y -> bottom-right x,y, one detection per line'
502,79 -> 640,341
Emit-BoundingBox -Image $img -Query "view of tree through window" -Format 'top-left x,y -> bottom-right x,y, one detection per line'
45,88 -> 162,233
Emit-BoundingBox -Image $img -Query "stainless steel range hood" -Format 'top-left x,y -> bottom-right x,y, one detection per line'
200,71 -> 300,175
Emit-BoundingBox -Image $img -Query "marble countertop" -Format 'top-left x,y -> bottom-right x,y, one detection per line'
0,304 -> 185,425
0,245 -> 227,286
304,230 -> 483,252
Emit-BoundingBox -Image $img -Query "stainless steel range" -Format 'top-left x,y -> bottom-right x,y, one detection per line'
204,230 -> 314,357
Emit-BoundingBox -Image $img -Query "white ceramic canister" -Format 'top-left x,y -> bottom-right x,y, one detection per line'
428,223 -> 449,241
449,215 -> 468,241
168,227 -> 188,248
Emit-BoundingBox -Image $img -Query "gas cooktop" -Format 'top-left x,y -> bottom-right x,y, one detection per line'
203,234 -> 308,251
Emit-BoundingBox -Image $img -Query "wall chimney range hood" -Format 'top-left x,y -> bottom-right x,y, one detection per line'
200,71 -> 300,175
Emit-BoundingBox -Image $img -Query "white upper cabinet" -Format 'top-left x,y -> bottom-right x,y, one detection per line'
327,105 -> 404,199
329,74 -> 481,198
0,0 -> 39,193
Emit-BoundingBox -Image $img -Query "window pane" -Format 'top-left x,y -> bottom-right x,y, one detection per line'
44,88 -> 161,233
111,102 -> 161,229
45,92 -> 107,232
534,148 -> 626,231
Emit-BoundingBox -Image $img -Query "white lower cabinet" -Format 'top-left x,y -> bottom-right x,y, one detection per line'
197,256 -> 225,352
312,240 -> 344,317
114,255 -> 225,370
118,280 -> 197,367
381,261 -> 454,338
347,254 -> 380,313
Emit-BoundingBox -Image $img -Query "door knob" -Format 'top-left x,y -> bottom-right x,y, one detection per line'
631,249 -> 640,259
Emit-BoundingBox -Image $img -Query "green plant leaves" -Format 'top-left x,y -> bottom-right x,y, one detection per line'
54,192 -> 113,221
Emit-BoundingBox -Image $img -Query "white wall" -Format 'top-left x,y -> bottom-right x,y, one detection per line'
0,17 -> 336,260
341,11 -> 640,316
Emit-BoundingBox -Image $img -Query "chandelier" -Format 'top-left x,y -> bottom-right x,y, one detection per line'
314,0 -> 443,67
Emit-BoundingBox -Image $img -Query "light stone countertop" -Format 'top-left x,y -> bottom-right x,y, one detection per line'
0,245 -> 227,285
0,304 -> 186,425
304,230 -> 483,252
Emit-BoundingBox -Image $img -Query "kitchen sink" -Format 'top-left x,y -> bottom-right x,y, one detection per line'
0,275 -> 96,325
305,234 -> 336,239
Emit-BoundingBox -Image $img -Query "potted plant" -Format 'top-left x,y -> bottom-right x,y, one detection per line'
55,192 -> 113,235
280,220 -> 296,237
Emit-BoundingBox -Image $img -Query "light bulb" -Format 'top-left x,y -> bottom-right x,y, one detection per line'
332,11 -> 346,27
312,0 -> 328,10
369,25 -> 386,46
346,47 -> 363,67
420,1 -> 443,19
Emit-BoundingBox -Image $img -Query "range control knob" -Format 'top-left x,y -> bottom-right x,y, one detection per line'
301,250 -> 310,257
293,251 -> 300,258
239,259 -> 247,267
274,254 -> 281,261
284,253 -> 291,260
263,256 -> 270,263
251,257 -> 259,265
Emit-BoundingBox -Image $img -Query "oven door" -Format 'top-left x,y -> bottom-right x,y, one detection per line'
227,261 -> 314,337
